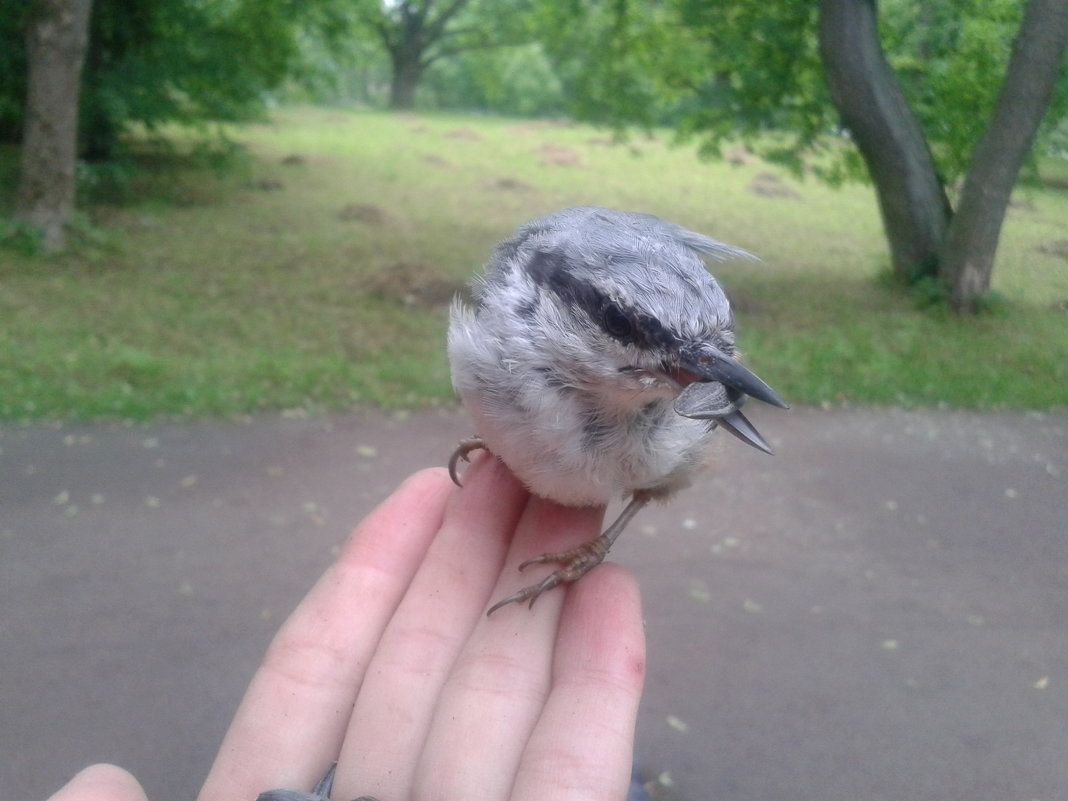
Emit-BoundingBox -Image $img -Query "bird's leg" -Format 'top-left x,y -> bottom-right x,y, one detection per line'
448,435 -> 486,486
487,490 -> 653,615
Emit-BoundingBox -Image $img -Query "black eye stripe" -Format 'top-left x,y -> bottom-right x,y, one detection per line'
525,249 -> 677,350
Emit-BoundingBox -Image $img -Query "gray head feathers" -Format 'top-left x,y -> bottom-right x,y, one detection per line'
516,206 -> 755,265
475,207 -> 755,348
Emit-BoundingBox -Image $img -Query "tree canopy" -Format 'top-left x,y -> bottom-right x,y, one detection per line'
537,0 -> 1067,189
6,0 -> 1062,174
5,0 -> 1067,309
1,0 -> 343,160
524,0 -> 1068,309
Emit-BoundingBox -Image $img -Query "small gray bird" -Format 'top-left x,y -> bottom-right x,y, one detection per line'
448,207 -> 788,614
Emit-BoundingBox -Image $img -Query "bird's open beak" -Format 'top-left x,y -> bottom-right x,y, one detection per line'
671,343 -> 788,455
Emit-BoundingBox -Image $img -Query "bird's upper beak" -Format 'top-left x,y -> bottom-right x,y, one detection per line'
670,343 -> 788,455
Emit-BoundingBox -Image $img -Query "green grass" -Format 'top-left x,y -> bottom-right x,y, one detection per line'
1,106 -> 1066,421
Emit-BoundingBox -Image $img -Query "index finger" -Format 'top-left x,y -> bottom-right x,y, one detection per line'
198,468 -> 454,801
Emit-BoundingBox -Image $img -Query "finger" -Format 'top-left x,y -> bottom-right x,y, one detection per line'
511,564 -> 646,801
46,764 -> 148,801
336,453 -> 529,801
412,496 -> 606,801
199,468 -> 454,801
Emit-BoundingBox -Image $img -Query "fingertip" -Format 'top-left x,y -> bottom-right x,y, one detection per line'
338,467 -> 454,565
48,764 -> 148,801
510,565 -> 646,801
395,466 -> 456,503
558,564 -> 647,689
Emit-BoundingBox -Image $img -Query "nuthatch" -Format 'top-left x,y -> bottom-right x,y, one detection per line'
448,207 -> 788,614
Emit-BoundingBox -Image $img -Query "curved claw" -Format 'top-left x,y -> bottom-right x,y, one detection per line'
487,571 -> 565,615
448,436 -> 486,486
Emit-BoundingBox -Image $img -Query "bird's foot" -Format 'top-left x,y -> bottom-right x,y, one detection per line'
487,492 -> 652,616
448,435 -> 486,486
487,533 -> 612,615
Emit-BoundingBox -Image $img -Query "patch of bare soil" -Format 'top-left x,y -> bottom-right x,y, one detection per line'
1040,174 -> 1068,191
484,177 -> 535,192
338,204 -> 393,225
725,146 -> 753,167
445,128 -> 483,141
1037,239 -> 1068,259
508,120 -> 576,134
363,261 -> 464,308
749,172 -> 800,199
535,143 -> 582,167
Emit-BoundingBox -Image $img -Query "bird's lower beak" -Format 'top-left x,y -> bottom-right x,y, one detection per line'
670,344 -> 788,455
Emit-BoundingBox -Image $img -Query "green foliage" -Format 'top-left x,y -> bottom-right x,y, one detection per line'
531,0 -> 711,129
1,108 -> 1065,422
0,217 -> 45,256
0,0 -> 342,158
880,0 -> 1026,181
421,44 -> 566,117
908,274 -> 950,311
0,3 -> 29,143
78,0 -> 313,159
672,1 -> 827,161
528,1 -> 831,167
285,22 -> 391,108
542,0 -> 1068,188
75,159 -> 135,204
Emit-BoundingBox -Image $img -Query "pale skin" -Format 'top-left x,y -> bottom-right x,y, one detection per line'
45,453 -> 647,801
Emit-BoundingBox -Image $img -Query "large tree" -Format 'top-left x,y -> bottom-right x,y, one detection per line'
14,0 -> 93,251
2,0 -> 341,161
357,0 -> 532,109
818,0 -> 951,287
936,0 -> 1068,309
820,0 -> 1068,311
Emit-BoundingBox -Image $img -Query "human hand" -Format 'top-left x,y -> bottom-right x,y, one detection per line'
47,453 -> 646,801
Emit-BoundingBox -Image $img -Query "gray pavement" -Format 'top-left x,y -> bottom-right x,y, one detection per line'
1,407 -> 1065,801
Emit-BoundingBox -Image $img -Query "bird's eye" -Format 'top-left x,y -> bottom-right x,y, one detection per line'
602,304 -> 634,339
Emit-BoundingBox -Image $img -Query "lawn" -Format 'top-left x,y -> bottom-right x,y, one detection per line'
1,106 -> 1066,421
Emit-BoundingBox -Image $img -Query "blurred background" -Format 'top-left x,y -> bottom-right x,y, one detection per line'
1,0 -> 1066,420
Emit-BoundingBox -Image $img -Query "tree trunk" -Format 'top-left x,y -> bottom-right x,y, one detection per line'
818,0 -> 952,284
388,48 -> 423,110
15,0 -> 93,252
941,0 -> 1068,312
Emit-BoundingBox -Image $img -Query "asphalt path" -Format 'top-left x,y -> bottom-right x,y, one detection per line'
2,407 -> 1065,801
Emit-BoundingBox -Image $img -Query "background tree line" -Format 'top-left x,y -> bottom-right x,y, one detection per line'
4,0 -> 1067,312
